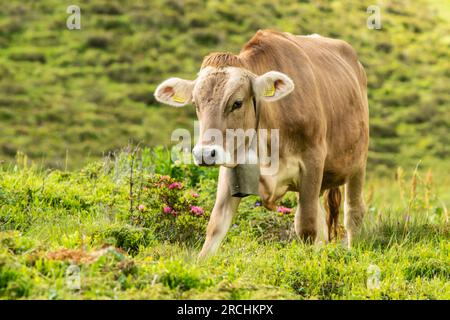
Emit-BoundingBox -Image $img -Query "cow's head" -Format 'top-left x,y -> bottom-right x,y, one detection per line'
154,54 -> 294,166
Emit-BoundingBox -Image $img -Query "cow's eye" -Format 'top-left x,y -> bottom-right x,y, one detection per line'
231,100 -> 243,111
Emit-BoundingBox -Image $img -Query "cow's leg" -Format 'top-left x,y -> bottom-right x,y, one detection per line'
343,166 -> 366,248
295,193 -> 328,244
198,167 -> 241,259
295,153 -> 326,244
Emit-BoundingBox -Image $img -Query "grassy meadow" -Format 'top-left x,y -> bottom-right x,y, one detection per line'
0,0 -> 449,300
0,149 -> 448,299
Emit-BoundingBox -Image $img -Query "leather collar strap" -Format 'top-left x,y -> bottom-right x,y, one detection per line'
252,96 -> 259,130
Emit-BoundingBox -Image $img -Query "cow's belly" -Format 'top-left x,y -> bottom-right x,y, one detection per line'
321,170 -> 347,191
323,122 -> 369,190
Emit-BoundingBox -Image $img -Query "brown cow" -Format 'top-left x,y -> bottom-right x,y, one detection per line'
155,30 -> 369,258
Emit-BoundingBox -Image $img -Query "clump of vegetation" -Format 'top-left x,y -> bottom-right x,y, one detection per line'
93,225 -> 153,256
129,174 -> 209,246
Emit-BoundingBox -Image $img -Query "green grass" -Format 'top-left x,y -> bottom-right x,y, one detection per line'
0,149 -> 448,299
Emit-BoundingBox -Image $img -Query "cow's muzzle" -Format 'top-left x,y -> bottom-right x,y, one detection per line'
192,144 -> 228,166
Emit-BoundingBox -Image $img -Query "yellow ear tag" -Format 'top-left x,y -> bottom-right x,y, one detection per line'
172,94 -> 185,103
264,84 -> 275,97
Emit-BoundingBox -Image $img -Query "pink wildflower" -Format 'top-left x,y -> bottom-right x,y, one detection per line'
190,206 -> 204,216
191,192 -> 200,198
137,204 -> 145,211
277,206 -> 292,214
163,206 -> 172,214
168,182 -> 183,190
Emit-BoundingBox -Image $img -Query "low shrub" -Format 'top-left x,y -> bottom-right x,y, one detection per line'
129,174 -> 209,246
94,225 -> 153,255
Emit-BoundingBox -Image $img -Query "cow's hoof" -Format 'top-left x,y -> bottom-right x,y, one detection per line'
295,225 -> 317,243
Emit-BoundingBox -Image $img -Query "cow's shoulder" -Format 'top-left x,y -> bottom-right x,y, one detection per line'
295,34 -> 359,62
241,29 -> 294,52
324,38 -> 359,62
243,30 -> 359,62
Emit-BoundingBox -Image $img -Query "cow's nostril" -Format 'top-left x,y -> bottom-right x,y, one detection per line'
210,149 -> 216,158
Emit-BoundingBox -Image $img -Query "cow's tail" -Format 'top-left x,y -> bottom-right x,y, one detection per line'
324,187 -> 342,241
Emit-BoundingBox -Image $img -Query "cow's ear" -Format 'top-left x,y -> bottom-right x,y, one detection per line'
253,71 -> 294,102
154,78 -> 195,107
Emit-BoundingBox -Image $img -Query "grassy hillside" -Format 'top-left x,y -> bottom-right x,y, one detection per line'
0,0 -> 449,172
0,149 -> 448,299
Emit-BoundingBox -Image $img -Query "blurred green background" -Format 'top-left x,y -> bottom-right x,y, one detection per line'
0,0 -> 448,172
